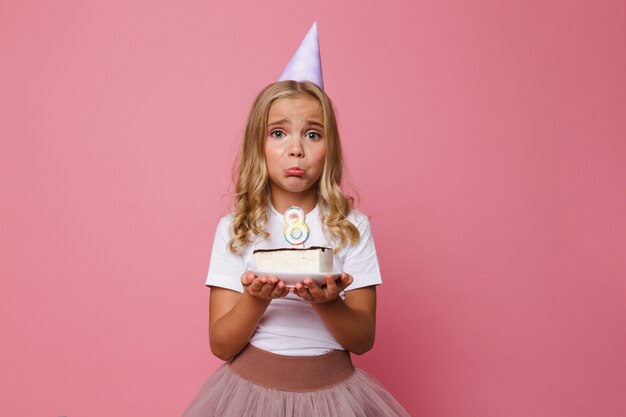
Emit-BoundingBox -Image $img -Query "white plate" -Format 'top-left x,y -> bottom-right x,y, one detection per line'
248,270 -> 341,287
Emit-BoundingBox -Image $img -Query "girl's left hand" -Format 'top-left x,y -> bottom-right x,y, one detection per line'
292,273 -> 353,303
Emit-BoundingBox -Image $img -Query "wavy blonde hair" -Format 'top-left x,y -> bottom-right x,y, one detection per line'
228,80 -> 359,253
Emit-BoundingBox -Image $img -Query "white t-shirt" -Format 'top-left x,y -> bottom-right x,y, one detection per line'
205,204 -> 382,356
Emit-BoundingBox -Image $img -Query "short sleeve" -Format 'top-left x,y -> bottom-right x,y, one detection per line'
342,214 -> 383,291
205,216 -> 245,293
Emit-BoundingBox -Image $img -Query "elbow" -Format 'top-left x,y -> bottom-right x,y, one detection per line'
348,334 -> 375,356
210,345 -> 234,362
350,342 -> 374,356
209,323 -> 250,361
209,335 -> 237,362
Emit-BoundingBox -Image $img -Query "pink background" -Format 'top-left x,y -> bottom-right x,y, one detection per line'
1,1 -> 625,416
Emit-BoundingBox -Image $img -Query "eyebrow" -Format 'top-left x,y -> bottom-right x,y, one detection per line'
267,119 -> 325,129
267,119 -> 289,128
306,121 -> 325,129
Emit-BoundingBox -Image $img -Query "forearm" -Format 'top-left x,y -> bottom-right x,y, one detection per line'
312,291 -> 376,355
209,291 -> 270,361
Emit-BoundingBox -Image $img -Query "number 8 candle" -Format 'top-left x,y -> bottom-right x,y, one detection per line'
284,206 -> 310,246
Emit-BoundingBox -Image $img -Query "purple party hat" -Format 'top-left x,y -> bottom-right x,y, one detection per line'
278,22 -> 324,89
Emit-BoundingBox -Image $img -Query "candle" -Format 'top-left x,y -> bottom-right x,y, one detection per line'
284,206 -> 310,246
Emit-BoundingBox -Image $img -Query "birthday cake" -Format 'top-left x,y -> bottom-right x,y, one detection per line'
252,246 -> 333,274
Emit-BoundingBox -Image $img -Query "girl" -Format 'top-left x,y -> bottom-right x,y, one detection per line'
182,80 -> 410,417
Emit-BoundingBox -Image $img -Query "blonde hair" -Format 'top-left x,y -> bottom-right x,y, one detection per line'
228,80 -> 359,253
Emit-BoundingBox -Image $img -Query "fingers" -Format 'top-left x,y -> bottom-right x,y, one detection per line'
321,275 -> 340,298
243,272 -> 351,302
244,274 -> 289,300
269,278 -> 289,298
241,271 -> 256,286
249,276 -> 267,293
293,280 -> 316,301
293,274 -> 349,303
338,273 -> 353,290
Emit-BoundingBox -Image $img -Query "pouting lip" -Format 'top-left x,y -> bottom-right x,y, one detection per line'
285,167 -> 306,175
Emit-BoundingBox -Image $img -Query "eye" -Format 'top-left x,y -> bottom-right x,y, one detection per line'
305,131 -> 321,140
270,130 -> 285,138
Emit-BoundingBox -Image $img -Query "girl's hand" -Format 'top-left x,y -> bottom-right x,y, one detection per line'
292,273 -> 353,303
241,271 -> 289,300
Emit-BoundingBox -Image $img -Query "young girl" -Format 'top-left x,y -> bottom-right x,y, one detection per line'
182,80 -> 410,416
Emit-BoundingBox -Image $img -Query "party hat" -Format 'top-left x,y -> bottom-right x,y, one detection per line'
278,22 -> 324,89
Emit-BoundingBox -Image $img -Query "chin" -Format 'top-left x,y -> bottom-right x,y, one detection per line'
282,180 -> 312,191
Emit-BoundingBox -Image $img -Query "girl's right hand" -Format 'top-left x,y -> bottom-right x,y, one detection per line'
241,271 -> 289,300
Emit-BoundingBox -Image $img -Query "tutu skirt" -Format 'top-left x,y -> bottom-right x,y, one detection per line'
182,344 -> 411,417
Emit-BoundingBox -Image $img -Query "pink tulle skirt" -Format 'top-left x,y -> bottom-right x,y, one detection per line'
182,345 -> 411,417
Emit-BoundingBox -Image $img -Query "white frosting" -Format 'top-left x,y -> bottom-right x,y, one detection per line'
252,247 -> 332,273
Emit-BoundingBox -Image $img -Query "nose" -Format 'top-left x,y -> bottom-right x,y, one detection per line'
288,139 -> 304,158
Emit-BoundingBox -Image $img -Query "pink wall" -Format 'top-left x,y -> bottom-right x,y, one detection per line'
1,1 -> 625,416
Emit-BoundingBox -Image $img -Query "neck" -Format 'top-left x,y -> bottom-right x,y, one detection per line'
269,187 -> 318,214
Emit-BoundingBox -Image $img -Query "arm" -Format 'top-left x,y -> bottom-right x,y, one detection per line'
293,274 -> 377,355
209,272 -> 288,361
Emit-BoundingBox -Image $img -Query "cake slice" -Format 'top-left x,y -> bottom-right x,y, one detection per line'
252,246 -> 333,274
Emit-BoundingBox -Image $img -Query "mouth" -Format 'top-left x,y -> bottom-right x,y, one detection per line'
285,167 -> 306,176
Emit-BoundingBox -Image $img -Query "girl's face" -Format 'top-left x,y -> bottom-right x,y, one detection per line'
264,95 -> 326,210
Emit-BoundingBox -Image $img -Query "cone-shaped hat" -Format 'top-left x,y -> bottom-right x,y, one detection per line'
278,22 -> 324,89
